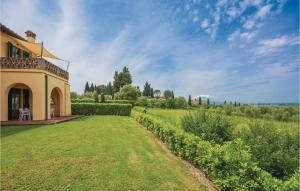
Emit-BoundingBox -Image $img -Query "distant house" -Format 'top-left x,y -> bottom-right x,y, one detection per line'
191,98 -> 198,106
0,24 -> 71,121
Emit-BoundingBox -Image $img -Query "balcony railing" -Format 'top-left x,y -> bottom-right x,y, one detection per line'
0,57 -> 69,80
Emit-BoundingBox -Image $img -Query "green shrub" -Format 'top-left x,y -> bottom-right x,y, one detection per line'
71,98 -> 129,104
71,98 -> 94,103
115,85 -> 139,104
175,96 -> 187,108
181,110 -> 232,144
93,91 -> 99,102
106,100 -> 129,104
136,97 -> 188,109
232,122 -> 299,179
100,93 -> 105,103
72,103 -> 131,116
132,110 -> 297,190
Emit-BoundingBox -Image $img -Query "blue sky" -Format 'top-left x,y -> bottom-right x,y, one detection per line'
2,0 -> 299,103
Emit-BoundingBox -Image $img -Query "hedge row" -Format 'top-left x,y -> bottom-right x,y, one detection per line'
71,98 -> 129,104
132,111 -> 299,191
72,103 -> 131,116
71,98 -> 94,103
105,100 -> 129,104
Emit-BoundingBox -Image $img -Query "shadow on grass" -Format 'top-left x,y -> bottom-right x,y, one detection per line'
1,125 -> 44,138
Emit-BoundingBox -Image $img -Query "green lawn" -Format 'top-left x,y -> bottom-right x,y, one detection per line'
1,116 -> 203,191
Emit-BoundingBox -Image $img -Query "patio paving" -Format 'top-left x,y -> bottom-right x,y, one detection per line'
0,115 -> 83,126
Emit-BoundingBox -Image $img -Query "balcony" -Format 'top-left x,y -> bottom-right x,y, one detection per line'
0,57 -> 69,80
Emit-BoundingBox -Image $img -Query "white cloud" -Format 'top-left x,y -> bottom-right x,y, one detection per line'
255,35 -> 299,55
240,31 -> 257,40
243,20 -> 256,29
201,18 -> 209,29
263,63 -> 297,76
256,4 -> 272,19
228,29 -> 257,42
226,7 -> 238,18
242,4 -> 272,29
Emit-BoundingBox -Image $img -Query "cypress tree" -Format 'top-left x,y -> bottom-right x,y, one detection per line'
171,91 -> 175,99
106,82 -> 113,96
113,71 -> 119,93
207,98 -> 210,105
112,67 -> 132,94
150,88 -> 154,98
90,83 -> 94,92
198,97 -> 202,105
188,95 -> 192,106
143,82 -> 151,97
84,81 -> 90,93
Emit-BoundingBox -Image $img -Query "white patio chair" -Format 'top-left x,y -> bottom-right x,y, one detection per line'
19,108 -> 24,120
51,108 -> 55,118
24,108 -> 31,120
19,108 -> 30,121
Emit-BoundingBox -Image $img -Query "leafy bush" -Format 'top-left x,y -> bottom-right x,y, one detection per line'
72,103 -> 131,116
175,96 -> 187,108
115,85 -> 140,104
181,110 -> 232,144
217,105 -> 300,122
100,93 -> 105,103
163,90 -> 173,99
132,110 -> 296,190
71,98 -> 129,104
232,122 -> 299,179
70,91 -> 80,99
93,91 -> 99,102
71,98 -> 94,103
106,100 -> 129,104
136,97 -> 188,109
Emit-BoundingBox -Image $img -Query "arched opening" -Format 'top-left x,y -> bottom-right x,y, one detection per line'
7,83 -> 33,120
50,87 -> 62,118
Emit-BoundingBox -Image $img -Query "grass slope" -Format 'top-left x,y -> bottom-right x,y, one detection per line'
1,116 -> 202,191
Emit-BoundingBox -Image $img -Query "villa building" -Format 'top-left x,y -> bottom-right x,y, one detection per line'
0,24 -> 71,121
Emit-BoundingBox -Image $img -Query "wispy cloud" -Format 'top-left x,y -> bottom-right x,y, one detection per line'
228,29 -> 257,42
255,35 -> 299,55
243,4 -> 272,29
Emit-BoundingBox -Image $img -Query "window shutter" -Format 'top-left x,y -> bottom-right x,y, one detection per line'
7,42 -> 13,57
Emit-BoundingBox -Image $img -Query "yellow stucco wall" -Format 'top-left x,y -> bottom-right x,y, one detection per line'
0,69 -> 71,121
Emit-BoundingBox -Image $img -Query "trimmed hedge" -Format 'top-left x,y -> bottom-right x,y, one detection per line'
71,98 -> 94,103
132,110 -> 299,191
71,98 -> 129,104
106,100 -> 129,104
72,103 -> 131,116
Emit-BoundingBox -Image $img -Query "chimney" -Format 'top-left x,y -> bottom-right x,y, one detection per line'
25,30 -> 36,43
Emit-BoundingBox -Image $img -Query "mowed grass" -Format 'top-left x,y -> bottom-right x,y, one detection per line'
1,116 -> 203,191
141,107 -> 188,125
